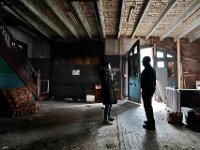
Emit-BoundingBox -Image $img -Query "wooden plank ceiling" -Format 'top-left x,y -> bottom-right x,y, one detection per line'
1,0 -> 200,42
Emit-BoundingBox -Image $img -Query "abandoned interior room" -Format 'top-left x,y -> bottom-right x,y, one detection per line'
0,0 -> 200,149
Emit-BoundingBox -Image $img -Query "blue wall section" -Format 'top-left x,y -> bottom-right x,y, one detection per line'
0,54 -> 24,89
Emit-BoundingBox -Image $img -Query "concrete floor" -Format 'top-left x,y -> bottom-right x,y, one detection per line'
0,100 -> 200,150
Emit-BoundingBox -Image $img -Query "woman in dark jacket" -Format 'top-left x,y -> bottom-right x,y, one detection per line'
100,61 -> 117,125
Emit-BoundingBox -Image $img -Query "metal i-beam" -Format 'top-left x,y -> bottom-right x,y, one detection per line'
2,5 -> 52,39
70,1 -> 92,39
189,29 -> 200,42
131,0 -> 151,39
117,0 -> 125,39
19,0 -> 66,39
160,1 -> 200,40
146,0 -> 177,39
175,16 -> 200,41
92,0 -> 104,39
96,0 -> 106,38
44,0 -> 79,39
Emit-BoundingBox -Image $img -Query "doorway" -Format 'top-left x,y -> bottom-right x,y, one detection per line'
154,48 -> 178,104
122,44 -> 177,106
140,47 -> 159,106
140,47 -> 154,72
140,47 -> 177,104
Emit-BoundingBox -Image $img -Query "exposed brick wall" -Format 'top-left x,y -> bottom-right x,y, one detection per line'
157,38 -> 176,51
180,39 -> 200,89
152,37 -> 200,89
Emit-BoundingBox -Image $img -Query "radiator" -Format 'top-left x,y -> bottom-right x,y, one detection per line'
166,87 -> 200,112
166,87 -> 181,112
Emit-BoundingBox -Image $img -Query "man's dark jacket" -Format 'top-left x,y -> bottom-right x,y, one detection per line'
141,64 -> 156,91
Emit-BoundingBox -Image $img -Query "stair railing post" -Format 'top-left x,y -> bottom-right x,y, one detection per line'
36,69 -> 41,101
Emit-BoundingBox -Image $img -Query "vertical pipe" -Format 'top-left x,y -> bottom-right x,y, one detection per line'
153,42 -> 156,67
120,37 -> 123,99
177,39 -> 181,89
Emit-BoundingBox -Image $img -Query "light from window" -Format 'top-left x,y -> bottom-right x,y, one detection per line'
134,47 -> 137,54
157,51 -> 164,58
157,61 -> 164,68
167,54 -> 173,58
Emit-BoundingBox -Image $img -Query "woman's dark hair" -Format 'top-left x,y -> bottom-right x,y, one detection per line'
103,61 -> 110,67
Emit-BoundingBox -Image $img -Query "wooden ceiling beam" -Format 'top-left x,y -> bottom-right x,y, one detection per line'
131,0 -> 151,39
70,1 -> 92,39
117,0 -> 125,39
175,17 -> 200,41
146,0 -> 177,40
44,0 -> 79,39
2,5 -> 52,39
160,1 -> 200,40
19,0 -> 66,39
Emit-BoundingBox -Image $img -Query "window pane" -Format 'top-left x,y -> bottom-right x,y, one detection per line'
134,47 -> 137,54
157,61 -> 164,68
157,51 -> 164,58
167,54 -> 173,58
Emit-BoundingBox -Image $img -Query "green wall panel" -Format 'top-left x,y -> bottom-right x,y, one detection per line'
0,54 -> 24,89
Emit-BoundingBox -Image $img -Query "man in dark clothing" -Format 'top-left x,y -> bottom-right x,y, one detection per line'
141,56 -> 156,130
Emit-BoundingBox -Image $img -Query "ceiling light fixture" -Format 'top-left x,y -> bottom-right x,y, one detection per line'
127,1 -> 136,22
127,6 -> 135,22
67,10 -> 79,26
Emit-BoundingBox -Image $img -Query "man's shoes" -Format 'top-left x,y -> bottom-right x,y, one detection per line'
144,120 -> 155,125
108,117 -> 115,121
103,120 -> 113,125
143,124 -> 155,130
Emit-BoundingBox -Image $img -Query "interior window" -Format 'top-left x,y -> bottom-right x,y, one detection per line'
157,51 -> 164,58
167,54 -> 173,58
157,61 -> 164,68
